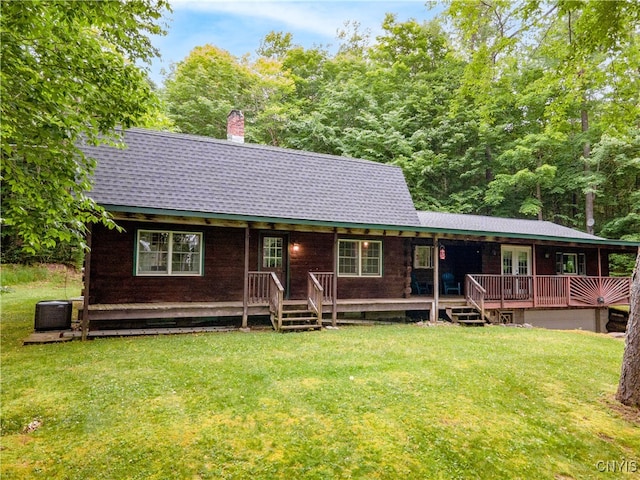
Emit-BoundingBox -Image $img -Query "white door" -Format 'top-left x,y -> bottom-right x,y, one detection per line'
501,246 -> 532,299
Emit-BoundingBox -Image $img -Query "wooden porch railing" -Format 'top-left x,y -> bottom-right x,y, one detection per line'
248,271 -> 284,330
467,274 -> 631,309
312,272 -> 334,303
465,275 -> 486,321
312,272 -> 336,325
307,273 -> 324,326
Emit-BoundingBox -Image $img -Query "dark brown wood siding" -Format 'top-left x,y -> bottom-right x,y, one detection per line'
337,236 -> 408,299
90,223 -> 409,304
481,242 -> 502,275
89,222 -> 245,304
289,231 -> 335,299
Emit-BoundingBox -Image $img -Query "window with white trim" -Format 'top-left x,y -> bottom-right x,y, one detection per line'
338,240 -> 382,277
555,252 -> 586,275
414,245 -> 434,269
136,230 -> 203,276
262,237 -> 283,268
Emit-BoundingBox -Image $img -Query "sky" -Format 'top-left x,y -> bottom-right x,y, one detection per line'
148,0 -> 442,86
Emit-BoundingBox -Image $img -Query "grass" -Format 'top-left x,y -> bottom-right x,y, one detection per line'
1,266 -> 639,479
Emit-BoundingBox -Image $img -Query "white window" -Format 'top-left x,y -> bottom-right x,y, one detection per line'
338,240 -> 382,277
414,245 -> 434,269
136,230 -> 203,276
262,237 -> 283,268
556,253 -> 586,275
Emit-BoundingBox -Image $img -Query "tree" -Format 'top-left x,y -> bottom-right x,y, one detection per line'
1,0 -> 169,254
616,252 -> 640,407
163,45 -> 256,138
444,0 -> 640,231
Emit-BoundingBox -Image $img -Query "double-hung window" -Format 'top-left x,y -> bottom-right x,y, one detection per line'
338,239 -> 382,277
414,245 -> 434,269
136,230 -> 203,276
555,252 -> 586,275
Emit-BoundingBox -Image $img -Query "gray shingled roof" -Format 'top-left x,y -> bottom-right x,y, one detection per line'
417,211 -> 605,242
83,128 -> 419,227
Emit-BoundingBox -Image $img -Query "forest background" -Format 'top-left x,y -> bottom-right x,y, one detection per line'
2,1 -> 639,267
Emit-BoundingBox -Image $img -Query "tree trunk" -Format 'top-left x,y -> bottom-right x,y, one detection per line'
616,251 -> 640,407
582,108 -> 595,235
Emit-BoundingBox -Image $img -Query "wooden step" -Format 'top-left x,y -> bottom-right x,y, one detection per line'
457,319 -> 485,326
446,305 -> 486,326
280,324 -> 323,332
281,316 -> 318,323
275,307 -> 322,332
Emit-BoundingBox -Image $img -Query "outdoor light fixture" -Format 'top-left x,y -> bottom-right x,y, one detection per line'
292,242 -> 300,253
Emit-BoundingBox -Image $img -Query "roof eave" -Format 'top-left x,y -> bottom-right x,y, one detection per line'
100,204 -> 419,231
412,225 -> 640,248
101,204 -> 640,249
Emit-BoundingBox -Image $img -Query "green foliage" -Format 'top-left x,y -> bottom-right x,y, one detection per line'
0,264 -> 78,287
163,44 -> 256,138
0,232 -> 84,269
1,0 -> 170,254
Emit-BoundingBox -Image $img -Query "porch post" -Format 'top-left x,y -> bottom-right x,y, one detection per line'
332,230 -> 338,327
597,247 -> 602,277
242,226 -> 250,329
532,244 -> 538,307
432,236 -> 439,322
81,224 -> 92,341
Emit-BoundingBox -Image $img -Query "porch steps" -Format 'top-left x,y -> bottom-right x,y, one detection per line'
446,306 -> 486,326
276,306 -> 323,332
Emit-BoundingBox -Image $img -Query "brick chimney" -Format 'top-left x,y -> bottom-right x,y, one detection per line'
227,110 -> 244,143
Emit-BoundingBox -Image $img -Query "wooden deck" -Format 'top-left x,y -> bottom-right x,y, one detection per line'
88,297 -> 437,323
467,275 -> 631,311
83,274 -> 631,332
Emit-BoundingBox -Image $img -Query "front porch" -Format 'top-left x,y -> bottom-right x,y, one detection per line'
84,271 -> 631,333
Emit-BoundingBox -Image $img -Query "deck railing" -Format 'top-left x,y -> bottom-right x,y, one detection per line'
312,272 -> 334,302
307,273 -> 324,326
269,273 -> 284,330
248,271 -> 284,330
465,275 -> 486,320
467,274 -> 631,309
313,272 -> 336,325
247,271 -> 272,304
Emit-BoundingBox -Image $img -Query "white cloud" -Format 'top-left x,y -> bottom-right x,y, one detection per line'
170,1 -> 357,38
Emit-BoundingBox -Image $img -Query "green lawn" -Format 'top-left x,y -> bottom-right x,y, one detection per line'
1,268 -> 639,479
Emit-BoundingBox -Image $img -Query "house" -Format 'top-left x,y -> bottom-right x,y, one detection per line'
79,115 -> 637,335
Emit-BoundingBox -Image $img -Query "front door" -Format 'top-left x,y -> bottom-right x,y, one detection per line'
260,235 -> 288,295
501,246 -> 532,299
